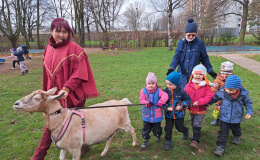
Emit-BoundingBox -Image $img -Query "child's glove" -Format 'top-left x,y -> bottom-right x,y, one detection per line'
209,71 -> 217,79
157,103 -> 162,107
147,102 -> 154,107
166,68 -> 175,75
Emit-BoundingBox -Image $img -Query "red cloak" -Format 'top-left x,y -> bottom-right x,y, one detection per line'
43,36 -> 99,108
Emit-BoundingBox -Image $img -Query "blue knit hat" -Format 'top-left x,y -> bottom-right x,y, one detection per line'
185,18 -> 198,33
166,71 -> 182,86
225,75 -> 241,89
21,44 -> 25,47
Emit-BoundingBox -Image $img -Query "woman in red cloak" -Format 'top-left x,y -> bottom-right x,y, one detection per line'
33,18 -> 99,160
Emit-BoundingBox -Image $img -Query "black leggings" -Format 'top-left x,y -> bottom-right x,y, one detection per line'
13,61 -> 20,68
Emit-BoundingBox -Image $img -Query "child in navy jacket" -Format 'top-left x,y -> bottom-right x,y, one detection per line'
162,71 -> 191,151
139,72 -> 168,149
209,75 -> 253,156
13,47 -> 28,75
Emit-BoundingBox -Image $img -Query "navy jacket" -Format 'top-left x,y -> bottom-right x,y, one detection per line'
209,86 -> 253,123
163,85 -> 191,119
13,50 -> 25,62
170,37 -> 213,88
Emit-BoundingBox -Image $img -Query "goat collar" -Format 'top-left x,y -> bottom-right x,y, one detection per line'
51,109 -> 86,147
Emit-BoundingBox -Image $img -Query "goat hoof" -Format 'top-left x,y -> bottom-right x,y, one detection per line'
133,142 -> 137,146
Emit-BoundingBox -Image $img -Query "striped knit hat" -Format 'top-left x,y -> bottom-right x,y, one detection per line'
225,75 -> 241,89
220,61 -> 234,74
146,72 -> 157,84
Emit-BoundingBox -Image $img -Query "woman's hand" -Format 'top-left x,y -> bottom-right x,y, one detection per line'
58,89 -> 69,99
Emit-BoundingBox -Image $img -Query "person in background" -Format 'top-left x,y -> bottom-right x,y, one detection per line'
184,64 -> 215,149
21,44 -> 32,59
209,75 -> 253,156
210,61 -> 234,126
139,72 -> 168,150
32,18 -> 99,160
162,71 -> 191,151
166,18 -> 217,89
13,47 -> 28,76
8,48 -> 19,69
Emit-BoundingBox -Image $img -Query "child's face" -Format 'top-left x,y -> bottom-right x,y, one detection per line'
221,73 -> 232,80
166,80 -> 177,91
225,88 -> 238,95
146,83 -> 157,90
193,73 -> 204,81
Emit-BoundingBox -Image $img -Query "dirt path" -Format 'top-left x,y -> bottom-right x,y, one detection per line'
0,48 -> 102,76
220,54 -> 260,75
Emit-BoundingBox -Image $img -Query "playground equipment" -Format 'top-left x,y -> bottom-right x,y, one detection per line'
0,58 -> 5,63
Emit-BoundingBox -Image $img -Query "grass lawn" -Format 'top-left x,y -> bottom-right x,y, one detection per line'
0,47 -> 259,159
244,54 -> 260,62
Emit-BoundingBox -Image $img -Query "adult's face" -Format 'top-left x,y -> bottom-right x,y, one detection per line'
185,32 -> 197,41
52,26 -> 69,43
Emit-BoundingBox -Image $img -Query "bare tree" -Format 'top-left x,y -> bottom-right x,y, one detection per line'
0,0 -> 22,48
123,2 -> 145,31
151,0 -> 188,50
248,0 -> 260,32
210,0 -> 251,44
87,0 -> 124,46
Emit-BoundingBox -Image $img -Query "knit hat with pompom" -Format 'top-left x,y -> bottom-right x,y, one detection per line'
146,72 -> 157,84
185,18 -> 198,33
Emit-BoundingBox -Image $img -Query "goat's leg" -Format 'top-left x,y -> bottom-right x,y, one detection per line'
101,135 -> 114,158
122,125 -> 137,146
59,150 -> 67,160
71,149 -> 81,160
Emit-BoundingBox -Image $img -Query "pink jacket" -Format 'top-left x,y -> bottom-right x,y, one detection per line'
7,54 -> 18,61
139,87 -> 168,106
184,81 -> 213,113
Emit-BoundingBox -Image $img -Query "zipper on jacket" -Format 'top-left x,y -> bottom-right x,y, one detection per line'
230,101 -> 233,123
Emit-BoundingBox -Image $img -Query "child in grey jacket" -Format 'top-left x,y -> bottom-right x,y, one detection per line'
209,75 -> 253,156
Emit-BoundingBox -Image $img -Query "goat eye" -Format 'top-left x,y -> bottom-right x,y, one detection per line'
34,97 -> 40,101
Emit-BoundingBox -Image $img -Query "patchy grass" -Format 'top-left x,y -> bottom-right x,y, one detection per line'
0,47 -> 259,159
244,54 -> 260,62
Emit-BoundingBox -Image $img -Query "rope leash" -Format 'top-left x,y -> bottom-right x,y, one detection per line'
73,103 -> 149,110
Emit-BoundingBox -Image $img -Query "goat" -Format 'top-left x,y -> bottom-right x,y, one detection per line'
13,87 -> 137,160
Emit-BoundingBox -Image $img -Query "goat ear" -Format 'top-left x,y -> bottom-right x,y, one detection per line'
48,92 -> 64,101
46,87 -> 58,95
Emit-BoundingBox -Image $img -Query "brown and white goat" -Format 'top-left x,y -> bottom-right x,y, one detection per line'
13,87 -> 137,160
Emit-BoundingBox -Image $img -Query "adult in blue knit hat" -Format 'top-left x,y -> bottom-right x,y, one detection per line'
225,75 -> 241,89
166,18 -> 217,89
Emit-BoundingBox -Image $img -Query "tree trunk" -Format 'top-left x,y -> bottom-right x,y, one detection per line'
238,0 -> 249,45
168,0 -> 173,51
37,0 -> 40,49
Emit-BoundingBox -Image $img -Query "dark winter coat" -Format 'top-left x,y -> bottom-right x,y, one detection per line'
162,85 -> 191,119
170,37 -> 213,88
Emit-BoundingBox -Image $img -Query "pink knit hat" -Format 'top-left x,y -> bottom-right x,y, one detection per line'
146,72 -> 157,84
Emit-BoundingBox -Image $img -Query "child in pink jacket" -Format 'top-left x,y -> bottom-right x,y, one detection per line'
139,72 -> 168,149
184,64 -> 215,148
7,48 -> 19,69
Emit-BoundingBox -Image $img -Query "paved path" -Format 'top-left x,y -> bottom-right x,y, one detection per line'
220,54 -> 260,76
